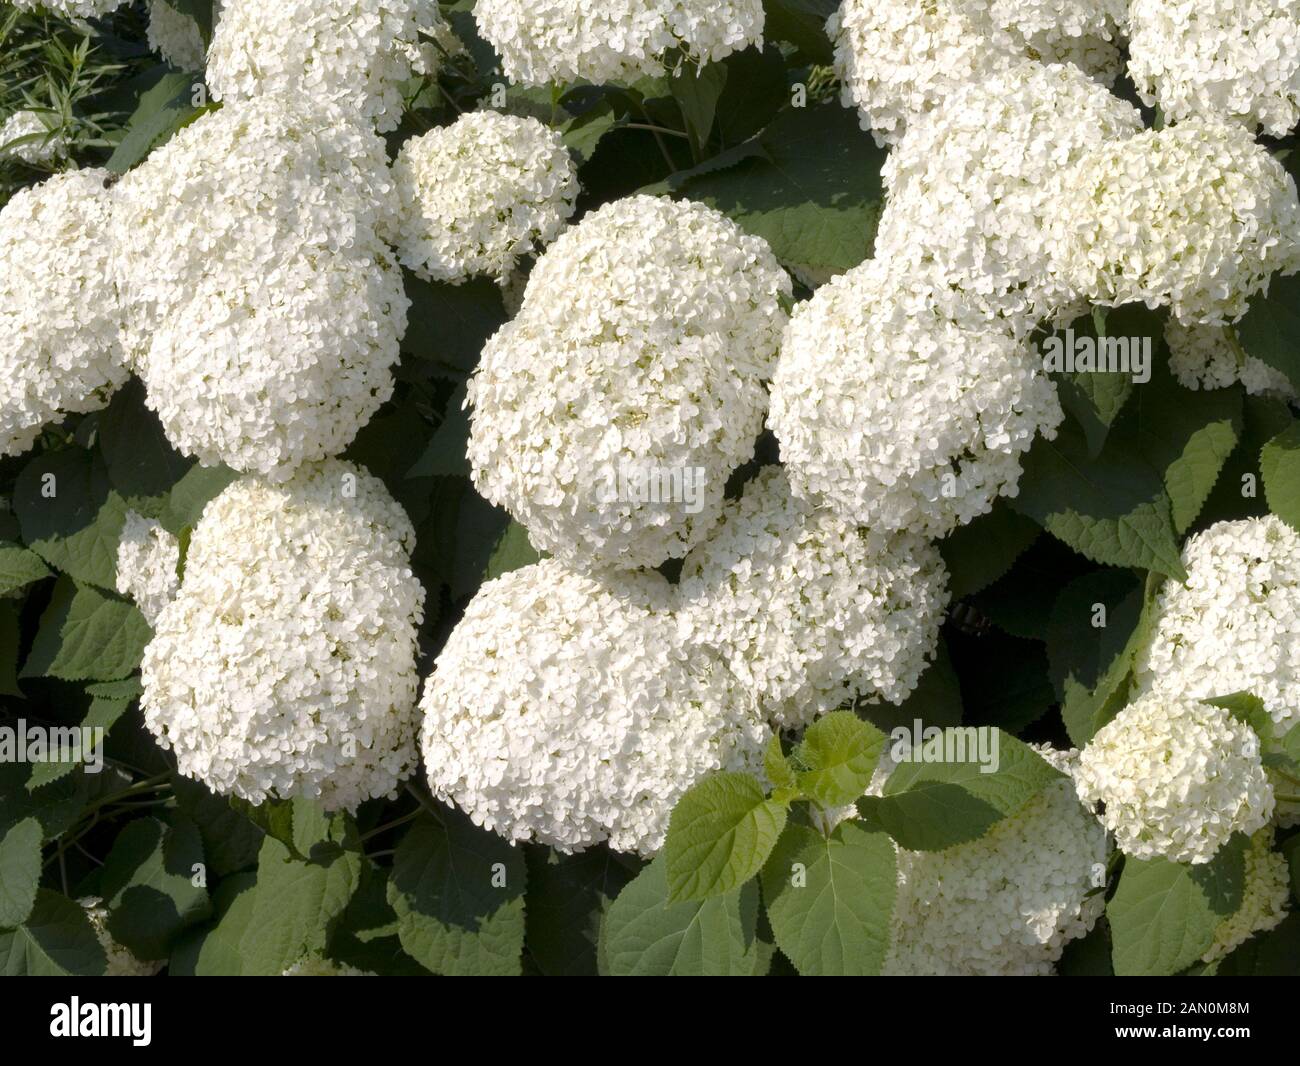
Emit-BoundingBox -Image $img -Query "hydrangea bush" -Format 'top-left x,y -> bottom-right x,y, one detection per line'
0,0 -> 1298,981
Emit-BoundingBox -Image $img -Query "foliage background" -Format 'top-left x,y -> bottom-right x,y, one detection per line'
0,0 -> 1298,976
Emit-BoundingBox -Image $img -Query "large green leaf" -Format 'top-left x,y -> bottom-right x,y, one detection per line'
760,820 -> 895,976
386,810 -> 527,976
99,815 -> 211,961
793,712 -> 886,808
1237,273 -> 1300,393
938,502 -> 1039,600
857,730 -> 1062,851
1261,422 -> 1300,532
1012,415 -> 1187,580
1108,838 -> 1247,977
601,854 -> 765,976
0,817 -> 42,927
0,543 -> 51,595
0,890 -> 106,976
21,576 -> 152,682
107,71 -> 207,174
663,773 -> 788,901
524,847 -> 640,976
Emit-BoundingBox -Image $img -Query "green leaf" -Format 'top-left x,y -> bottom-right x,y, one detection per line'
0,543 -> 51,595
664,773 -> 789,901
21,577 -> 152,682
524,847 -> 640,976
159,462 -> 239,536
1012,415 -> 1187,580
656,103 -> 886,278
99,815 -> 211,961
857,730 -> 1062,851
237,834 -> 362,975
762,0 -> 838,64
1261,422 -> 1300,532
403,274 -> 506,373
483,521 -> 540,583
1108,838 -> 1248,977
760,819 -> 895,976
1047,310 -> 1140,456
0,890 -> 106,976
0,818 -> 42,927
601,854 -> 764,976
24,692 -> 132,790
0,603 -> 20,698
938,502 -> 1039,600
1207,692 -> 1275,747
408,384 -> 471,479
107,71 -> 206,174
763,735 -> 798,794
173,779 -> 265,877
174,873 -> 258,977
14,447 -> 128,591
386,810 -> 527,976
169,0 -> 214,46
98,379 -> 193,503
670,63 -> 728,152
1237,272 -> 1300,393
794,711 -> 885,808
1126,356 -> 1241,535
1206,912 -> 1300,976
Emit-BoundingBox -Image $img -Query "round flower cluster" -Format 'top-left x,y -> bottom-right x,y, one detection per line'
0,110 -> 61,166
875,61 -> 1144,337
390,111 -> 579,284
885,747 -> 1107,976
1050,119 -> 1300,326
420,559 -> 769,856
1165,320 -> 1295,398
282,955 -> 375,977
208,0 -> 437,132
79,897 -> 164,977
768,257 -> 1062,538
1203,829 -> 1291,964
1128,0 -> 1300,138
829,0 -> 1019,145
1134,517 -> 1300,739
111,96 -> 407,480
115,512 -> 181,627
676,467 -> 950,729
467,195 -> 790,571
141,460 -> 426,812
1074,694 -> 1274,865
473,0 -> 765,86
0,169 -> 127,460
147,0 -> 211,72
955,0 -> 1129,84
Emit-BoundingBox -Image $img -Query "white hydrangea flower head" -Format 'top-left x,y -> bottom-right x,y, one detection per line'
1165,320 -> 1295,398
141,461 -> 426,812
420,558 -> 770,856
954,0 -> 1128,83
391,111 -> 578,284
468,195 -> 789,571
208,0 -> 434,132
828,0 -> 1021,145
147,0 -> 214,71
677,467 -> 950,730
10,0 -> 127,14
115,512 -> 181,627
0,169 -> 127,459
1051,119 -> 1300,326
876,61 -> 1144,337
473,0 -> 765,86
282,954 -> 375,976
79,897 -> 164,977
769,257 -> 1063,538
884,751 -> 1108,976
1134,517 -> 1300,738
111,95 -> 400,346
1074,694 -> 1274,864
1202,829 -> 1290,964
1128,0 -> 1300,137
0,110 -> 62,166
136,250 -> 408,480
514,194 -> 791,350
